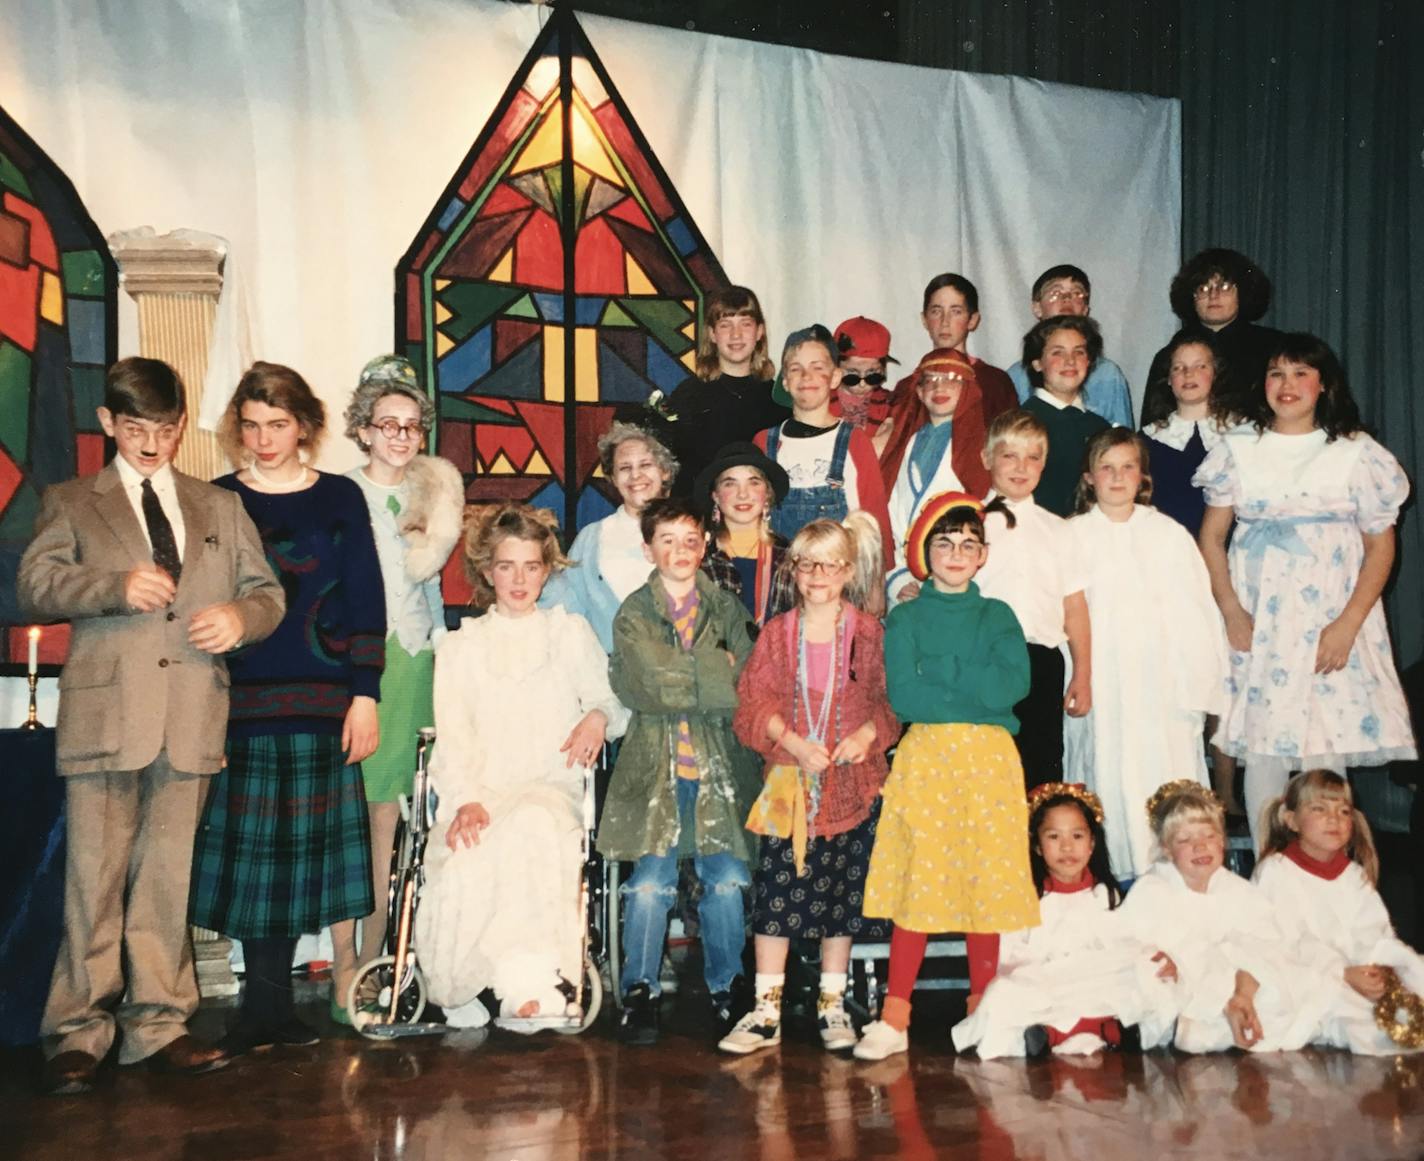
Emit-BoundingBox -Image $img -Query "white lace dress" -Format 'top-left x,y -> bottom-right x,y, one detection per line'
414,607 -> 628,1023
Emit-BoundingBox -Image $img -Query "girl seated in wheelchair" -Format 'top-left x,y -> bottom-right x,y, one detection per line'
415,504 -> 629,1027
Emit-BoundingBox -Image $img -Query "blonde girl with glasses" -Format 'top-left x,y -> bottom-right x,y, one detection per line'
721,512 -> 894,1055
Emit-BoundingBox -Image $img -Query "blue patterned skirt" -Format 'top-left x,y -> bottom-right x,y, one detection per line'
190,733 -> 374,938
751,802 -> 884,939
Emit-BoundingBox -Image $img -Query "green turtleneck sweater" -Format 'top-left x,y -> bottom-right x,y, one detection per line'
883,580 -> 1030,733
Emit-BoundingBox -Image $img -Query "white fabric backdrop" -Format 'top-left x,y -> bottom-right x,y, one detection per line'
0,0 -> 1180,473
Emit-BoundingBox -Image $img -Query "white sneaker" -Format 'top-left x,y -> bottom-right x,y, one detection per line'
718,1000 -> 782,1055
852,1019 -> 909,1061
817,992 -> 858,1051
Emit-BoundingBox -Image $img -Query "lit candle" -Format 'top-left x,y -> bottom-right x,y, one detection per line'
27,626 -> 40,676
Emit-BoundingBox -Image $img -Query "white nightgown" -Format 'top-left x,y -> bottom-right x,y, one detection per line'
951,881 -> 1176,1059
414,606 -> 628,1023
1117,861 -> 1328,1053
1064,504 -> 1228,875
1253,849 -> 1424,1054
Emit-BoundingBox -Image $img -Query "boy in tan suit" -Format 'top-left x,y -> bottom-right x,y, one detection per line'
19,357 -> 285,1095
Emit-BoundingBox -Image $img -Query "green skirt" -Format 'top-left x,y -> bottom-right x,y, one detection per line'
363,636 -> 435,802
190,733 -> 374,938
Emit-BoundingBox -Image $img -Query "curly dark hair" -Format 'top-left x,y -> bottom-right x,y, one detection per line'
1028,793 -> 1123,908
1254,332 -> 1363,442
1168,247 -> 1272,325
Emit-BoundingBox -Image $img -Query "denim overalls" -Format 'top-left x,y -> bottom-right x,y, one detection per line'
766,422 -> 852,541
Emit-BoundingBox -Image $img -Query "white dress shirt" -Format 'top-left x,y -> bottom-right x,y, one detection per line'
113,456 -> 187,560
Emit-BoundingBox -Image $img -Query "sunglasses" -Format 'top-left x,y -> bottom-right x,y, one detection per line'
839,371 -> 887,388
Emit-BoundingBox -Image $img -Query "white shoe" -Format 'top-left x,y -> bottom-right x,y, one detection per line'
817,993 -> 858,1051
852,1019 -> 908,1061
718,1001 -> 782,1055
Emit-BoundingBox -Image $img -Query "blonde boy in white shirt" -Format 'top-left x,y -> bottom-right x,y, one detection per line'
974,410 -> 1093,788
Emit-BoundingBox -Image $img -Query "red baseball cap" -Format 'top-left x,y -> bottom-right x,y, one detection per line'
834,316 -> 899,364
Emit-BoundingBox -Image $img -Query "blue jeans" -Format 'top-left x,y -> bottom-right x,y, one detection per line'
619,778 -> 750,997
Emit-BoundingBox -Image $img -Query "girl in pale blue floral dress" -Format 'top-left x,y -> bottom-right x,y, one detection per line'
1195,333 -> 1415,838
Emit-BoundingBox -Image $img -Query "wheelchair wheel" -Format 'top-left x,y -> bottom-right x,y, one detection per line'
349,954 -> 427,1038
554,953 -> 603,1035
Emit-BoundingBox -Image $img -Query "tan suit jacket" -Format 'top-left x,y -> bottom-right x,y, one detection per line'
18,462 -> 285,776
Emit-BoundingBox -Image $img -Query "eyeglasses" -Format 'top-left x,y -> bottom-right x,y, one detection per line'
792,559 -> 848,575
1040,288 -> 1088,305
839,371 -> 887,389
368,419 -> 426,441
1193,279 -> 1236,298
928,539 -> 983,559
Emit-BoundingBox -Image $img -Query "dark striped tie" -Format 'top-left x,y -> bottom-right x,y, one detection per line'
141,478 -> 182,583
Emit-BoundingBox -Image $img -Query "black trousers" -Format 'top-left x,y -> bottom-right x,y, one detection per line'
1012,644 -> 1066,791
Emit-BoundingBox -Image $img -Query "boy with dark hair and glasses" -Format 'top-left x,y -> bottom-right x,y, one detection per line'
1007,264 -> 1134,428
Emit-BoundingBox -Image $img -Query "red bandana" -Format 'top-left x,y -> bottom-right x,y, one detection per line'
1283,839 -> 1351,881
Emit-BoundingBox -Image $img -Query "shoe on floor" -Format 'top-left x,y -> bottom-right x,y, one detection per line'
617,983 -> 660,1047
1023,1024 -> 1051,1058
144,1034 -> 230,1076
269,1017 -> 320,1047
40,1050 -> 99,1096
218,1016 -> 278,1058
852,1019 -> 908,1061
710,976 -> 752,1037
718,1004 -> 782,1055
817,992 -> 858,1052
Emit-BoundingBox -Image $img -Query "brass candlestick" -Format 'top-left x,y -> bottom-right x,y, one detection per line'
21,672 -> 42,730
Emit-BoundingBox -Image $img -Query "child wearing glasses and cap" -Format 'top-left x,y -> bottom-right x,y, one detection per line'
830,316 -> 897,434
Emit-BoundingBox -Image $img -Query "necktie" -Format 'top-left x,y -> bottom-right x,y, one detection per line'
141,478 -> 182,583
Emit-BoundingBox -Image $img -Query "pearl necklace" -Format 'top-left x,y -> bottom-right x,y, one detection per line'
248,462 -> 312,492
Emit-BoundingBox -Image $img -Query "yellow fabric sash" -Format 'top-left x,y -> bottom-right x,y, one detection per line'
746,763 -> 811,874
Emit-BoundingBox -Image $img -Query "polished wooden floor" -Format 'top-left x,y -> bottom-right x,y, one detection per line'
4,990 -> 1422,1161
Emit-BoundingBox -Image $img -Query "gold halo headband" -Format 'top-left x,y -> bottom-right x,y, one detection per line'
1145,779 -> 1224,824
1027,781 -> 1105,825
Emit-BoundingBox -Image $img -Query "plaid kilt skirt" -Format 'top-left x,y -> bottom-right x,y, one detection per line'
190,733 -> 374,938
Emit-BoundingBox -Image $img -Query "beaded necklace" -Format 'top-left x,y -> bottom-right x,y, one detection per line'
794,606 -> 846,840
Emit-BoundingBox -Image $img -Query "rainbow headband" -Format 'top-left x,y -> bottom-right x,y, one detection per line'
904,491 -> 984,582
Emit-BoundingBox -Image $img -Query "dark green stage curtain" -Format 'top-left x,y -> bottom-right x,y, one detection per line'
1181,0 -> 1424,667
897,0 -> 1179,97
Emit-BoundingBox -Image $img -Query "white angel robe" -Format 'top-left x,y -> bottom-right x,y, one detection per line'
1253,848 -> 1424,1055
414,606 -> 629,1023
951,879 -> 1176,1058
1117,861 -> 1326,1053
1064,504 -> 1228,876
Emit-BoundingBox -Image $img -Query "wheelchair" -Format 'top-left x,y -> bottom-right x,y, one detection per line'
348,727 -> 605,1038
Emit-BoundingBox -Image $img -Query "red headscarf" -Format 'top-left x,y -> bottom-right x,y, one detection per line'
878,347 -> 991,498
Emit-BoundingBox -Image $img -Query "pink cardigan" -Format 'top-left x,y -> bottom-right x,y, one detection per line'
733,608 -> 900,836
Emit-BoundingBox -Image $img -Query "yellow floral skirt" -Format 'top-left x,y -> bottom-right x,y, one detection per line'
863,722 -> 1039,934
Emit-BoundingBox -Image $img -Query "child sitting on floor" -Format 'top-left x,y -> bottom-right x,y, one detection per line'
722,513 -> 897,1055
1117,781 -> 1323,1053
952,783 -> 1176,1059
1253,769 -> 1424,1055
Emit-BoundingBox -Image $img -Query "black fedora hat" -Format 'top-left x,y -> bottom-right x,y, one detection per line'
692,441 -> 790,511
